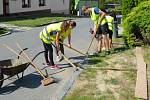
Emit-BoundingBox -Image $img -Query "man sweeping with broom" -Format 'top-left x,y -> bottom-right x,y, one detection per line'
82,6 -> 109,54
39,21 -> 70,69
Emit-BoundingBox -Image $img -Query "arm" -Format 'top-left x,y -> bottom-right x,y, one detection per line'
93,24 -> 97,36
56,32 -> 60,50
68,33 -> 71,47
98,11 -> 106,25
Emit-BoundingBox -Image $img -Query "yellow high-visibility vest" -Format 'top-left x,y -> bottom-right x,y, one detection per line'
60,28 -> 72,41
106,15 -> 114,30
90,7 -> 107,26
39,22 -> 62,44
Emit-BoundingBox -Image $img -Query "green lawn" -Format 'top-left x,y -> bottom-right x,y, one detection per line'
0,14 -> 76,27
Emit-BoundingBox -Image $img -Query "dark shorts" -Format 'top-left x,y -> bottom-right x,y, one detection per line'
96,23 -> 108,35
108,29 -> 113,39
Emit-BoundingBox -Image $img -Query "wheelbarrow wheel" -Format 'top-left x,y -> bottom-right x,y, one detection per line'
0,69 -> 4,88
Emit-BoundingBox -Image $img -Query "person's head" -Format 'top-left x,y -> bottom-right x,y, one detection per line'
82,6 -> 91,13
60,21 -> 70,32
68,20 -> 76,29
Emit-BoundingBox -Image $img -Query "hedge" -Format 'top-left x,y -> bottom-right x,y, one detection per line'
123,1 -> 150,47
122,0 -> 148,19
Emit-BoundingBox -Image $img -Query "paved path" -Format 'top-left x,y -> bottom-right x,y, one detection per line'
0,18 -> 97,100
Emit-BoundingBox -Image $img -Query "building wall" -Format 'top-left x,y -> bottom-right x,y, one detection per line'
0,0 -> 3,15
1,0 -> 70,15
9,0 -> 50,14
49,0 -> 70,14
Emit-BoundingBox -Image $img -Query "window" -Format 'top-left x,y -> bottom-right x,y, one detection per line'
22,0 -> 31,8
39,0 -> 46,6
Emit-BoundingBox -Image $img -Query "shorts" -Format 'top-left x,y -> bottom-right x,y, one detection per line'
96,23 -> 108,35
108,29 -> 113,39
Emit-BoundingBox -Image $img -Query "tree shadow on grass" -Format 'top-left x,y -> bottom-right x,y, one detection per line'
111,46 -> 129,54
86,46 -> 129,65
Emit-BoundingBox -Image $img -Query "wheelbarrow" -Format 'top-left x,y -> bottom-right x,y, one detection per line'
0,48 -> 45,87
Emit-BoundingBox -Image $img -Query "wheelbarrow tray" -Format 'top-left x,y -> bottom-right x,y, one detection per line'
0,59 -> 29,76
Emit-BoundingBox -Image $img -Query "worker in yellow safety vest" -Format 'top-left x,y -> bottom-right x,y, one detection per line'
106,14 -> 114,49
55,20 -> 76,62
82,6 -> 109,54
39,21 -> 70,69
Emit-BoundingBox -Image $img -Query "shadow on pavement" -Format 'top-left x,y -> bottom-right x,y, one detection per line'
0,73 -> 42,95
0,32 -> 12,37
69,56 -> 85,60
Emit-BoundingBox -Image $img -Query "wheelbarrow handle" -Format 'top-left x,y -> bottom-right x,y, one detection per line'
18,48 -> 28,59
16,43 -> 46,79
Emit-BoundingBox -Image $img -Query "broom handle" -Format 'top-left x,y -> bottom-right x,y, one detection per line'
86,36 -> 94,54
59,42 -> 87,56
51,43 -> 77,69
61,54 -> 77,69
16,43 -> 46,78
3,44 -> 45,79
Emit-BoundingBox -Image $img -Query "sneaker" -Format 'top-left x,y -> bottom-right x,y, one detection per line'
102,47 -> 106,51
93,51 -> 101,55
50,65 -> 60,70
54,65 -> 61,69
56,56 -> 63,62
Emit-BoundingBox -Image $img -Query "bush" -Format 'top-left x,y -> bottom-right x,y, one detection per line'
0,28 -> 8,35
122,0 -> 148,19
123,1 -> 150,47
122,0 -> 135,19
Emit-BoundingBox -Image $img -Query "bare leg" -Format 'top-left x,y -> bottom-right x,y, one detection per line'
103,34 -> 109,51
95,34 -> 102,52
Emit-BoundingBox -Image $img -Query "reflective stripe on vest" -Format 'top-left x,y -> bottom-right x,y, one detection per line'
39,23 -> 61,44
106,15 -> 114,30
90,8 -> 107,26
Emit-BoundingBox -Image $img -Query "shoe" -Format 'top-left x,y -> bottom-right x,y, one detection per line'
56,56 -> 63,62
93,51 -> 101,55
102,47 -> 106,51
50,65 -> 60,70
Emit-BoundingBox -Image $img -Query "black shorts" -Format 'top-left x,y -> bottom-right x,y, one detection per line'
108,29 -> 113,39
96,23 -> 108,35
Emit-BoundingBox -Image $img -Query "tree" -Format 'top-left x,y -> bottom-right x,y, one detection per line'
122,0 -> 135,19
123,0 -> 150,47
99,0 -> 105,9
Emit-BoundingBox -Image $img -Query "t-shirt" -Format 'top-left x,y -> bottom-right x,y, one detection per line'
93,7 -> 101,14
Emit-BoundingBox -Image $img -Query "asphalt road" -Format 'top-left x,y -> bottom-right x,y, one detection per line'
0,18 -> 98,100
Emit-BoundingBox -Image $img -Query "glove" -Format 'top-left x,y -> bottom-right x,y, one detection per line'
89,28 -> 94,34
68,44 -> 71,48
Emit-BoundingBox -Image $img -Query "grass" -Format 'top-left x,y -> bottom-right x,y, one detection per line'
0,13 -> 76,27
112,36 -> 124,43
63,44 -> 138,100
104,77 -> 119,85
0,28 -> 9,35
